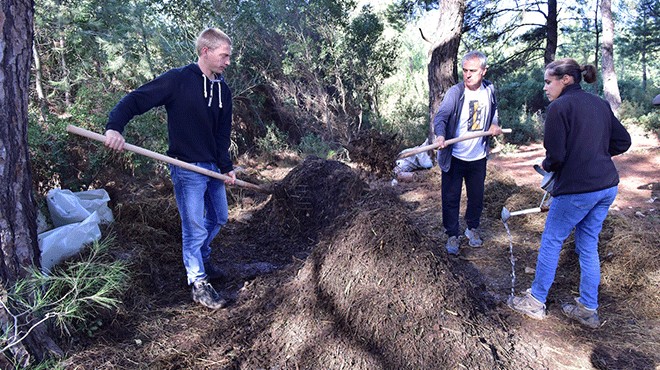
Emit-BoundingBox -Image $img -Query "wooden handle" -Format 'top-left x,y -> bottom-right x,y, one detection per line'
397,128 -> 512,160
66,125 -> 268,193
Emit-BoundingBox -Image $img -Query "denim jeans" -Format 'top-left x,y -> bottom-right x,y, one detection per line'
441,156 -> 487,237
170,163 -> 228,284
530,185 -> 618,310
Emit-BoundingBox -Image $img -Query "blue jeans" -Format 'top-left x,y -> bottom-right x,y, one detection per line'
170,163 -> 228,284
441,156 -> 487,237
530,185 -> 618,310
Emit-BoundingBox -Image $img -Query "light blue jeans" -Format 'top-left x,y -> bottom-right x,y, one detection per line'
170,163 -> 228,284
530,185 -> 618,310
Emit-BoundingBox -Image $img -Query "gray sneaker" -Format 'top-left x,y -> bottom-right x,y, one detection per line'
445,236 -> 459,255
507,289 -> 546,320
192,278 -> 227,309
562,297 -> 600,328
464,228 -> 483,247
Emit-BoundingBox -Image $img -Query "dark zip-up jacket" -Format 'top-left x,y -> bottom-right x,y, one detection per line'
432,80 -> 499,172
106,63 -> 233,173
542,83 -> 631,196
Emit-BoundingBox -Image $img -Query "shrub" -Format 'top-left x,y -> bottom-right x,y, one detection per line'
298,133 -> 334,159
257,123 -> 290,153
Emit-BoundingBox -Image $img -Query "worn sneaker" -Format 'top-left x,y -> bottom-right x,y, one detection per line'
204,262 -> 228,281
464,228 -> 483,247
192,279 -> 227,309
562,297 -> 600,328
445,236 -> 460,255
507,289 -> 546,320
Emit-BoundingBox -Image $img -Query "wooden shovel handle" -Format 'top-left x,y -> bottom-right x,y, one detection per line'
397,128 -> 512,160
66,125 -> 268,193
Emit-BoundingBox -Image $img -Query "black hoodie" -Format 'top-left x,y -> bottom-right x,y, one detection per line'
106,63 -> 233,173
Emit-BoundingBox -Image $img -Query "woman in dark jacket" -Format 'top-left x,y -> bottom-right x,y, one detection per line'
508,58 -> 631,328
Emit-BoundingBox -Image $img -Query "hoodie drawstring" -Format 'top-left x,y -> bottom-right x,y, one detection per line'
203,74 -> 223,108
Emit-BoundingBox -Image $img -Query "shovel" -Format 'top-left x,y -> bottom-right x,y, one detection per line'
501,165 -> 554,222
66,125 -> 269,193
397,128 -> 512,160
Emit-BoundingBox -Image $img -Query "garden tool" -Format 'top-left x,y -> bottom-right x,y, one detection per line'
66,125 -> 269,193
500,164 -> 555,222
397,128 -> 512,160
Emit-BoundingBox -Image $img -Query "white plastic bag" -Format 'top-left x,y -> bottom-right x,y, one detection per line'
46,188 -> 114,227
395,139 -> 434,173
38,211 -> 102,273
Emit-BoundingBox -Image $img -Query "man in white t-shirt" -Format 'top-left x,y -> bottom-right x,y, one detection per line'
432,51 -> 503,255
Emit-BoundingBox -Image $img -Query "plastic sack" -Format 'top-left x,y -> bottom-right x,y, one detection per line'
38,211 -> 102,273
46,188 -> 114,227
395,139 -> 434,173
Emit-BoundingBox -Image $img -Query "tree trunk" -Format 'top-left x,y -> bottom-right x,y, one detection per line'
544,0 -> 558,65
0,0 -> 63,365
600,0 -> 621,113
593,0 -> 600,93
32,43 -> 49,121
427,0 -> 466,142
641,8 -> 648,91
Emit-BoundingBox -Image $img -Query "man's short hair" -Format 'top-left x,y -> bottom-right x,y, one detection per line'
195,28 -> 232,56
462,51 -> 487,69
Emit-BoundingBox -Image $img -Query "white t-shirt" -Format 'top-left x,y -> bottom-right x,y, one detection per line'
452,85 -> 489,161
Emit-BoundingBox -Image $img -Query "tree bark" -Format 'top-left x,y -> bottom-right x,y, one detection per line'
600,0 -> 621,113
0,0 -> 63,365
641,6 -> 648,91
32,43 -> 49,121
593,0 -> 600,93
544,0 -> 558,65
427,0 -> 466,142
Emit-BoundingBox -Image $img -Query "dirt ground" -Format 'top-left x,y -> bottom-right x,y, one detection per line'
489,124 -> 660,217
57,129 -> 659,369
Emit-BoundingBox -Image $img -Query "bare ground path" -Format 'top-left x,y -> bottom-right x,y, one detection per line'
488,125 -> 660,217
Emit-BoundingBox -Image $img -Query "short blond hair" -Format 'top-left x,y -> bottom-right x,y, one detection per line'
195,28 -> 232,56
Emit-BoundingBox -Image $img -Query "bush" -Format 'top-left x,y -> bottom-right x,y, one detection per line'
298,133 -> 334,159
257,123 -> 290,153
498,106 -> 544,145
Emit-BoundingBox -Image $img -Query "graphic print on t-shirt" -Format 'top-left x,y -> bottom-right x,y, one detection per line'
468,100 -> 484,131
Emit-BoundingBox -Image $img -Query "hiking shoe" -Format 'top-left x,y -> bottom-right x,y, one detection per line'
562,297 -> 600,329
464,228 -> 483,247
204,262 -> 228,281
446,236 -> 460,255
507,289 -> 546,320
192,279 -> 227,309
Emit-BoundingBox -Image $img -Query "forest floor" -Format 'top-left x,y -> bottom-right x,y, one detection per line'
59,127 -> 659,369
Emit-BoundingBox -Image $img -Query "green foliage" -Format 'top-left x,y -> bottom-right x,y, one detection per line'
499,107 -> 545,145
298,133 -> 334,159
619,99 -> 660,131
27,0 -> 660,173
2,237 -> 128,355
376,13 -> 430,146
28,80 -> 168,193
257,123 -> 290,153
25,359 -> 66,370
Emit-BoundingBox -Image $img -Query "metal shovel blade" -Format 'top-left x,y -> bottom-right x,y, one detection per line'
501,207 -> 511,222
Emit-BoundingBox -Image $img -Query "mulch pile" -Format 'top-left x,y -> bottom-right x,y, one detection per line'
59,156 -> 659,369
239,188 -> 526,368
